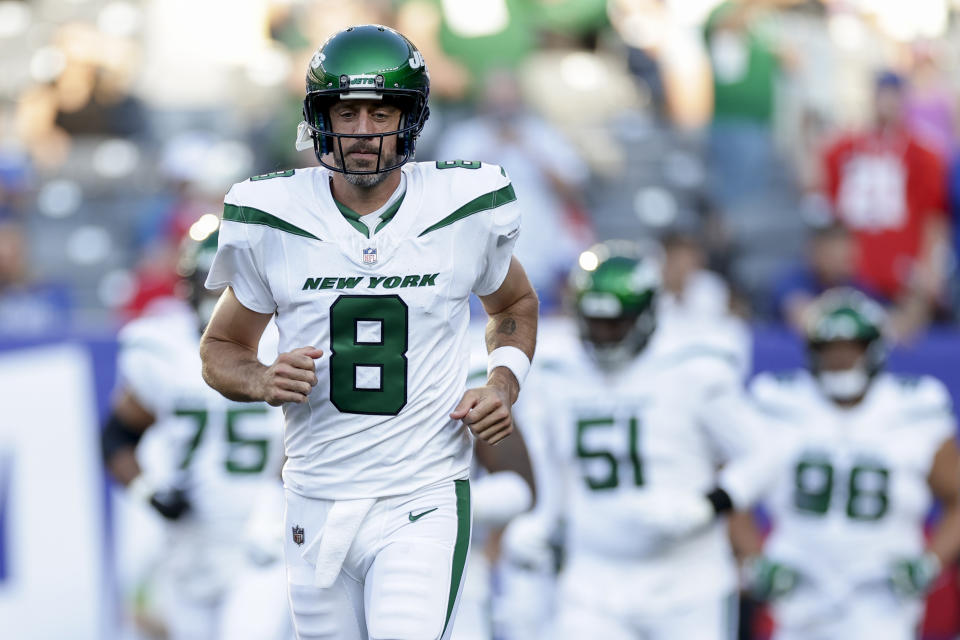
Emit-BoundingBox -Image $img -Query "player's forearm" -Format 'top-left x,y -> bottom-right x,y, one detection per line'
484,292 -> 537,404
928,502 -> 960,566
484,289 -> 538,360
728,510 -> 765,560
199,335 -> 268,402
476,426 -> 537,503
106,448 -> 141,487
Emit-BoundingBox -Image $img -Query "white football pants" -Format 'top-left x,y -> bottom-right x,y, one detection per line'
556,590 -> 739,640
284,479 -> 471,640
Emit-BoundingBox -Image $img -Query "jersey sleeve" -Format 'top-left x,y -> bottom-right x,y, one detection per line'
689,357 -> 785,508
472,169 -> 521,296
205,186 -> 277,314
905,376 -> 957,457
695,358 -> 768,461
116,323 -> 172,415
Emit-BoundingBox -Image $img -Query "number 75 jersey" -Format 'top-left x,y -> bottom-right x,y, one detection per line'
207,162 -> 520,500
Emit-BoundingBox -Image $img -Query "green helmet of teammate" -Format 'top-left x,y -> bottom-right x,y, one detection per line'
804,288 -> 887,398
302,25 -> 430,174
568,241 -> 661,370
177,226 -> 221,326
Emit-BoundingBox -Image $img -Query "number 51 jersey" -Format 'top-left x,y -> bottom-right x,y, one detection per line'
207,162 -> 521,500
522,320 -> 769,614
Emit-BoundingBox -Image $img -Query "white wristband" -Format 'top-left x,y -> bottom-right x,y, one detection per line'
487,346 -> 531,389
127,474 -> 155,505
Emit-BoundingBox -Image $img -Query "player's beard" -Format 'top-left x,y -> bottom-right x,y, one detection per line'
334,140 -> 401,187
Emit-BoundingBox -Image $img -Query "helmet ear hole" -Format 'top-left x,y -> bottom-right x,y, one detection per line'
317,112 -> 328,155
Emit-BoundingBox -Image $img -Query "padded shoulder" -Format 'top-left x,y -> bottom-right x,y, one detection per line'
116,309 -> 198,411
886,373 -> 954,418
749,369 -> 809,410
413,161 -> 517,237
223,168 -> 323,240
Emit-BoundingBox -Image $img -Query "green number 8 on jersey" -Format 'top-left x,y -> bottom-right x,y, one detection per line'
329,295 -> 409,415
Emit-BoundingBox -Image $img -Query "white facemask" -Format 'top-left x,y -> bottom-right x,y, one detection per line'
816,368 -> 870,402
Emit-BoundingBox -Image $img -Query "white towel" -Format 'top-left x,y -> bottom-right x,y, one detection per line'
301,498 -> 376,588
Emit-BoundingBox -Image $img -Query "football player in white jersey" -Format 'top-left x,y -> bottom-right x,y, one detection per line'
746,289 -> 960,640
198,25 -> 538,640
102,228 -> 286,640
500,241 -> 773,640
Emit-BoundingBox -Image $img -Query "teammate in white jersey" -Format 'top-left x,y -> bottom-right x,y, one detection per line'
102,228 -> 286,640
501,241 -> 772,640
199,25 -> 538,640
746,289 -> 960,640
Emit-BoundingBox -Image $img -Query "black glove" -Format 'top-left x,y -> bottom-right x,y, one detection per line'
128,476 -> 191,521
148,487 -> 191,521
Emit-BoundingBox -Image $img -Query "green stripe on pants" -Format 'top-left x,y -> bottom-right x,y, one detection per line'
441,479 -> 471,636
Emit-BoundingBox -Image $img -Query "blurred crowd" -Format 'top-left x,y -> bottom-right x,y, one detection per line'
2,0 -> 960,341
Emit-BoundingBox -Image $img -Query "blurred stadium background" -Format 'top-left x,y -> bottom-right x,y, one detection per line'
4,0 -> 960,638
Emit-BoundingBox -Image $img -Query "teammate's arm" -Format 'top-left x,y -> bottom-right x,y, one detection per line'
101,388 -> 191,520
728,510 -> 764,561
926,438 -> 960,566
451,257 -> 538,445
475,424 -> 537,506
200,287 -> 321,406
101,388 -> 155,486
885,437 -> 960,597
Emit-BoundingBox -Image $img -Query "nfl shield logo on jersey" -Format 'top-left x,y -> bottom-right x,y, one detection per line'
292,525 -> 305,546
362,247 -> 377,265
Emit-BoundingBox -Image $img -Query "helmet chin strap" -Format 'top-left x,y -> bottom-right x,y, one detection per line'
816,368 -> 870,402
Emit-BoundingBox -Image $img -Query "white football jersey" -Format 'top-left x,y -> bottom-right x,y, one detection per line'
523,318 -> 768,614
206,162 -> 520,500
118,303 -> 285,527
750,370 -> 955,623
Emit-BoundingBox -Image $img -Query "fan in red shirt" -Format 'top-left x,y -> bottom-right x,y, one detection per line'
821,71 -> 950,339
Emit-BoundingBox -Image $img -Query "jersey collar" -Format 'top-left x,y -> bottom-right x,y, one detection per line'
331,175 -> 407,239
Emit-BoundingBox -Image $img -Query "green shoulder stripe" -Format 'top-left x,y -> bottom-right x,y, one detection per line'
222,203 -> 320,240
419,183 -> 516,237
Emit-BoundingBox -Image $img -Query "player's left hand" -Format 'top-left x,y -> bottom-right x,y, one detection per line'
629,489 -> 714,540
889,552 -> 941,598
450,378 -> 515,445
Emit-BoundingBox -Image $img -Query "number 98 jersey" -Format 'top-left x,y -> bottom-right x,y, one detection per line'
207,162 -> 520,500
749,370 -> 955,619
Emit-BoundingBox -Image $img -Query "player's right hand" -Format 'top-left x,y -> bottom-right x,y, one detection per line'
260,346 -> 322,406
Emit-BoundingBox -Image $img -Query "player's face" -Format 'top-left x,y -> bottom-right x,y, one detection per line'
874,86 -> 904,127
327,99 -> 403,181
584,315 -> 637,347
815,340 -> 867,372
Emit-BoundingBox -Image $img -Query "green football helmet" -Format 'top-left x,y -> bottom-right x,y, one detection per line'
804,288 -> 887,399
302,25 -> 430,174
177,225 -> 221,326
568,241 -> 661,370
